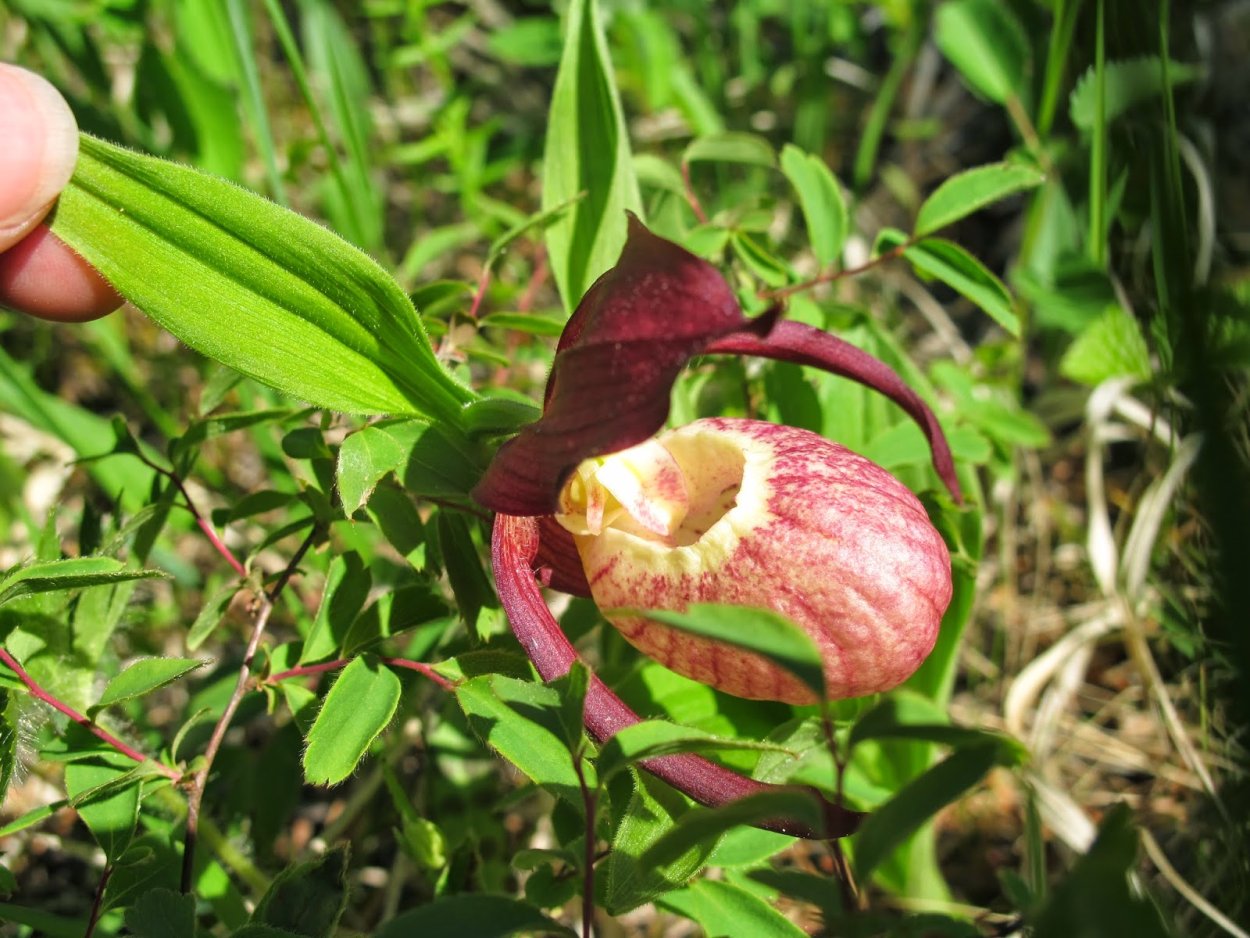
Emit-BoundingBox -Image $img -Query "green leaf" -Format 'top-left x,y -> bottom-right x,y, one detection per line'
1069,57 -> 1202,132
659,878 -> 807,938
639,790 -> 824,872
455,674 -> 587,806
374,895 -> 576,938
1059,307 -> 1152,386
542,0 -> 642,310
250,847 -> 349,938
63,759 -> 141,864
50,134 -> 476,425
914,162 -> 1046,237
779,144 -> 848,266
604,771 -> 716,914
850,695 -> 1028,765
0,903 -> 83,938
0,693 -> 13,805
595,720 -> 790,783
683,132 -> 777,169
934,0 -> 1030,105
890,234 -> 1020,337
93,657 -> 204,712
302,656 -> 400,785
187,581 -> 243,652
436,512 -> 499,640
627,604 -> 825,699
336,418 -> 483,515
299,551 -> 371,664
852,743 -> 999,881
124,888 -> 196,938
478,312 -> 567,338
0,558 -> 165,611
1033,804 -> 1170,937
341,582 -> 452,658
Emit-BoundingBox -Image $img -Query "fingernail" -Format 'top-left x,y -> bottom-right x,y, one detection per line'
0,64 -> 79,234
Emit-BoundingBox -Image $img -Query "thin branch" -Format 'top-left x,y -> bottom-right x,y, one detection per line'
757,243 -> 908,303
126,447 -> 247,578
0,648 -> 179,780
680,161 -> 709,224
83,864 -> 113,938
266,656 -> 454,692
180,526 -> 320,893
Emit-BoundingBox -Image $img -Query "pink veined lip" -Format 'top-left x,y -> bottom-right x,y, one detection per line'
558,417 -> 953,705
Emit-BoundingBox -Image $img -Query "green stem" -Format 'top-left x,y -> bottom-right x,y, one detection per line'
1088,0 -> 1108,267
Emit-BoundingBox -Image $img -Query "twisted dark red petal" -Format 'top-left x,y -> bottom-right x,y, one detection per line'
472,216 -> 776,516
492,513 -> 863,840
707,320 -> 963,503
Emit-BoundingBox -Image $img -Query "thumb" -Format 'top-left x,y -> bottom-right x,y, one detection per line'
0,64 -> 79,253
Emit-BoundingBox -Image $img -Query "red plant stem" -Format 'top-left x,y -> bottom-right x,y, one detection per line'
126,445 -> 247,577
0,648 -> 179,780
180,527 -> 319,893
266,657 -> 453,692
83,864 -> 113,938
492,514 -> 863,840
466,262 -> 494,320
680,161 -> 709,224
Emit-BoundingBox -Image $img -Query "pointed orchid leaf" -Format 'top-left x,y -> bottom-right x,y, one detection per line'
489,513 -> 863,840
472,216 -> 776,515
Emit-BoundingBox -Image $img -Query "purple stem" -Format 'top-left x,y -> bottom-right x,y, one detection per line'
707,319 -> 963,503
492,513 -> 863,840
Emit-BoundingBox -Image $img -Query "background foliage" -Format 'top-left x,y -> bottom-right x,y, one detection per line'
1,1 -> 1246,936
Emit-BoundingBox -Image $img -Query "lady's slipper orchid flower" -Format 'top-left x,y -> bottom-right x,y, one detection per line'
474,217 -> 960,839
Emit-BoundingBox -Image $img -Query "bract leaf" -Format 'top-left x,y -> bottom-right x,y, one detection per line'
472,218 -> 776,515
914,162 -> 1045,237
51,134 -> 475,425
542,0 -> 642,311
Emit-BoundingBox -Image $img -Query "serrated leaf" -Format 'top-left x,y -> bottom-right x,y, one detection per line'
50,134 -> 476,425
659,878 -> 807,938
336,418 -> 482,515
683,132 -> 777,168
302,657 -> 400,785
852,743 -> 999,880
604,771 -> 717,914
934,0 -> 1030,105
455,673 -> 588,806
543,0 -> 642,310
1069,57 -> 1202,132
124,888 -> 196,938
779,144 -> 848,266
93,657 -> 204,711
374,895 -> 576,938
915,162 -> 1045,237
64,759 -> 141,863
1059,306 -> 1151,386
250,847 -> 349,938
889,233 -> 1020,337
0,558 -> 165,611
627,604 -> 825,699
0,692 -> 15,804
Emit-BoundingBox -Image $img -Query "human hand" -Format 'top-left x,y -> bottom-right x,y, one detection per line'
0,63 -> 122,322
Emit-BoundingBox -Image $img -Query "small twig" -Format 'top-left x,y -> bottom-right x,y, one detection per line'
180,527 -> 319,893
680,161 -> 709,224
572,748 -> 597,938
758,243 -> 909,303
83,863 -> 113,938
127,448 -> 247,578
265,656 -> 454,692
466,262 -> 494,320
819,705 -> 861,913
0,649 -> 179,780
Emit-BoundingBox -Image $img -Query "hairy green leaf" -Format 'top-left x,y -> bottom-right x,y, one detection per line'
93,657 -> 204,712
302,657 -> 400,785
915,162 -> 1046,237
